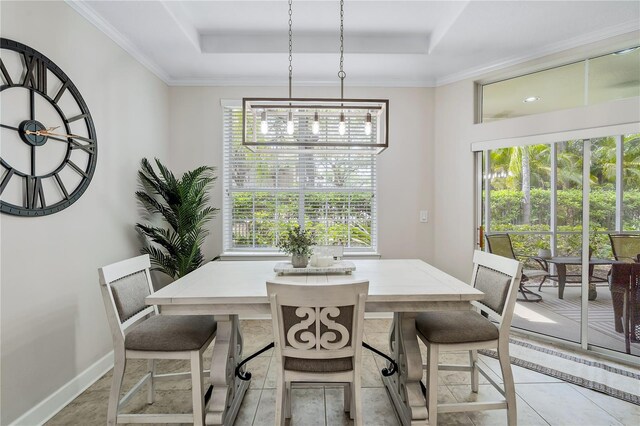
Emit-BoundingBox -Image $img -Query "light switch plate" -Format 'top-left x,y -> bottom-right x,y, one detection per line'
419,210 -> 428,223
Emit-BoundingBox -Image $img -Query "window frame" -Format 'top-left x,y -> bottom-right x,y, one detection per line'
221,101 -> 378,254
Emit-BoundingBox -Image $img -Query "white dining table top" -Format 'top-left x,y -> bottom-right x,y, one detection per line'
146,259 -> 483,308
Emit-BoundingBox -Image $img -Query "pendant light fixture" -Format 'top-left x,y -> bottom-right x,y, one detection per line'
242,0 -> 388,154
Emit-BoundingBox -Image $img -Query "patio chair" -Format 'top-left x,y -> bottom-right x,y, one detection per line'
609,262 -> 640,354
99,255 -> 217,425
608,234 -> 640,332
485,233 -> 549,302
416,250 -> 523,425
267,279 -> 368,426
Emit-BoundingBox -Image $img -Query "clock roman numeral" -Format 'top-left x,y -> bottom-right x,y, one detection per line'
65,113 -> 89,123
54,173 -> 69,200
22,54 -> 47,93
53,80 -> 69,103
69,138 -> 96,154
67,160 -> 89,178
0,58 -> 13,86
25,176 -> 46,209
0,169 -> 15,195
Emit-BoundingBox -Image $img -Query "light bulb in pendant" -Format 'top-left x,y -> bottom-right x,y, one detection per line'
260,111 -> 268,134
364,112 -> 372,136
287,111 -> 294,135
338,112 -> 346,136
312,111 -> 320,135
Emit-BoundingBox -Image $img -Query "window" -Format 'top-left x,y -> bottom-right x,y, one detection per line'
480,46 -> 640,122
223,104 -> 377,252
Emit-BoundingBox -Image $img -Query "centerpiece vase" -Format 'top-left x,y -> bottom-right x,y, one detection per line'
291,254 -> 308,268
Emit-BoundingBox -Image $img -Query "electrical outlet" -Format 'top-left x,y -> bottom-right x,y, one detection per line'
419,210 -> 428,223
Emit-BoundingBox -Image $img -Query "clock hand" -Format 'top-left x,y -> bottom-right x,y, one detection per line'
25,129 -> 77,139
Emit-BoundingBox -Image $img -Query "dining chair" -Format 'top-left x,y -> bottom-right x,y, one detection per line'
609,233 -> 640,263
266,279 -> 369,426
99,254 -> 217,425
608,234 -> 640,332
609,262 -> 640,353
485,232 -> 547,302
416,250 -> 522,426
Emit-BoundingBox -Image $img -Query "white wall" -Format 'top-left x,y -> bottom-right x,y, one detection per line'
0,2 -> 170,423
168,86 -> 435,261
432,81 -> 640,282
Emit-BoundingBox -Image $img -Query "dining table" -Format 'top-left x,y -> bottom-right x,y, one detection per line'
146,259 -> 484,426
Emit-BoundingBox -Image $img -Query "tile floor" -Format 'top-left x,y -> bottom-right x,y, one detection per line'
46,319 -> 640,425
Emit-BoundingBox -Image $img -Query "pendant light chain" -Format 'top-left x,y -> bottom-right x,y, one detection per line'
288,0 -> 293,99
338,0 -> 346,99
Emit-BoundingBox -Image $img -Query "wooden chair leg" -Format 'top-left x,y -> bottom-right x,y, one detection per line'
285,381 -> 292,419
275,373 -> 286,426
343,383 -> 351,413
426,343 -> 439,425
147,359 -> 155,404
469,349 -> 479,393
497,339 -> 517,426
349,380 -> 356,420
108,351 -> 126,426
353,375 -> 363,426
190,351 -> 205,426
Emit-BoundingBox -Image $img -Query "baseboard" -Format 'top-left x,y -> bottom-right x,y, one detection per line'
9,351 -> 114,426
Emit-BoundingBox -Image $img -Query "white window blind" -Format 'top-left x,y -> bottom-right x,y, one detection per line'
223,105 -> 377,252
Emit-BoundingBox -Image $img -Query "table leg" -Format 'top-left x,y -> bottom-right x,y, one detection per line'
382,313 -> 428,425
206,315 -> 249,425
557,264 -> 567,299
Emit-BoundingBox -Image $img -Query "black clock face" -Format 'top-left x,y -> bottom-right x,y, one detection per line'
0,38 -> 97,216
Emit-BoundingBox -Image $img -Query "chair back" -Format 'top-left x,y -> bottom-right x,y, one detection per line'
267,280 -> 368,368
609,234 -> 640,263
485,234 -> 517,260
98,255 -> 157,345
470,250 -> 523,333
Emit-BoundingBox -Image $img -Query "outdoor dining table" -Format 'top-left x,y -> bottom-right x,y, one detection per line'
543,256 -> 616,300
146,259 -> 484,426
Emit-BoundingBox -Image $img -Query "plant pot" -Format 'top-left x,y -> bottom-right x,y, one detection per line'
291,254 -> 308,268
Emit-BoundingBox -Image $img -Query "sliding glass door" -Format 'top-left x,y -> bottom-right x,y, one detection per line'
477,130 -> 639,358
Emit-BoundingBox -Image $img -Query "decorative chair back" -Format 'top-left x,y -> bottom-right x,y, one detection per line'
266,280 -> 368,366
485,234 -> 517,260
609,234 -> 640,263
470,250 -> 523,334
98,255 -> 157,344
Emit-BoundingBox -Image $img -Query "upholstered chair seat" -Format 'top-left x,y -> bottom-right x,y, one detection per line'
416,311 -> 499,344
125,315 -> 217,352
284,356 -> 353,373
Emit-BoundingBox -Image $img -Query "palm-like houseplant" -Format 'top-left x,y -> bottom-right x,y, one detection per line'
136,158 -> 218,279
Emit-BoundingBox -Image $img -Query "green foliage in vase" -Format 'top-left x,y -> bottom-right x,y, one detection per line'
277,225 -> 316,257
135,158 -> 218,279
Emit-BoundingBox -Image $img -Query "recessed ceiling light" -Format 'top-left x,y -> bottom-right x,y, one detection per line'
613,46 -> 639,55
523,96 -> 540,103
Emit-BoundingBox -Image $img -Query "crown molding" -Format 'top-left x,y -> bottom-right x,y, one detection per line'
64,0 -> 171,84
436,21 -> 640,86
167,77 -> 436,88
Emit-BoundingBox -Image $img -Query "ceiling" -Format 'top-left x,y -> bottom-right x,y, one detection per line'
69,0 -> 640,87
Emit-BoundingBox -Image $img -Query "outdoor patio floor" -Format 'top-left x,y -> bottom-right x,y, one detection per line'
512,283 -> 640,356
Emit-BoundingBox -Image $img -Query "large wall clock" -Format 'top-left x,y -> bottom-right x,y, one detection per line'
0,38 -> 97,216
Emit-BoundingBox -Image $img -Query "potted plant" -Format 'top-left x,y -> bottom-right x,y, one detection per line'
135,158 -> 218,279
277,225 -> 316,268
